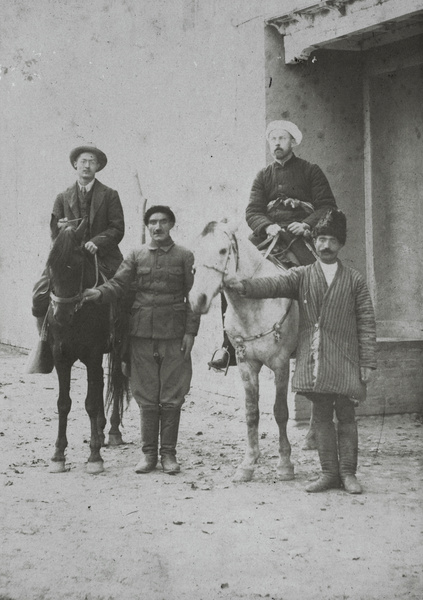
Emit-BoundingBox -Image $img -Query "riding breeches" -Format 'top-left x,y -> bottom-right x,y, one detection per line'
130,338 -> 192,410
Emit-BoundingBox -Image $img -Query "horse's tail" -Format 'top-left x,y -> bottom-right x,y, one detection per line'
105,300 -> 131,418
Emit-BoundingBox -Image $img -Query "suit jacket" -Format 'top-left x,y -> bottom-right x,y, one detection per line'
51,179 -> 124,277
243,261 -> 377,401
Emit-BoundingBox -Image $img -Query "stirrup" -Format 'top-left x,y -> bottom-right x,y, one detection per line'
208,348 -> 230,375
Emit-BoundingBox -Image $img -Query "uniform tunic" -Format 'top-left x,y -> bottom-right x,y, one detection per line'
243,261 -> 377,401
98,239 -> 200,409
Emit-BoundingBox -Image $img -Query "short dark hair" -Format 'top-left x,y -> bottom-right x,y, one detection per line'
144,205 -> 176,226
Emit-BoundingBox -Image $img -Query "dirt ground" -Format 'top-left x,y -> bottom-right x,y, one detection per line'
0,342 -> 422,600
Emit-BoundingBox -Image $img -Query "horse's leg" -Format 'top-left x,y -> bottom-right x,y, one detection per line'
96,396 -> 107,448
51,360 -> 72,473
233,362 -> 261,483
108,393 -> 124,446
85,355 -> 105,474
274,361 -> 295,480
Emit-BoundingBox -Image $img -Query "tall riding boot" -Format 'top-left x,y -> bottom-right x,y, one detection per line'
338,421 -> 362,494
306,422 -> 341,493
135,407 -> 160,473
160,407 -> 181,474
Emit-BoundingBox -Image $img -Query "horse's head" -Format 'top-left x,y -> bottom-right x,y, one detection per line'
190,220 -> 239,314
47,219 -> 88,326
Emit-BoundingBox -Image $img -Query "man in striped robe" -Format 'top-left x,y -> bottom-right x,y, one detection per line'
225,209 -> 377,494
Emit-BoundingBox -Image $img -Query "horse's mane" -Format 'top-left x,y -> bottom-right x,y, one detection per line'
47,227 -> 80,278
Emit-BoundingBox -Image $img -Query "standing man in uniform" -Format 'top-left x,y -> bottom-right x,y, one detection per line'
224,209 -> 377,494
83,206 -> 200,475
28,146 -> 125,373
209,119 -> 338,370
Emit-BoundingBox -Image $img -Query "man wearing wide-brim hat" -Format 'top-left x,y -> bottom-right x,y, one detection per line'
29,145 -> 125,371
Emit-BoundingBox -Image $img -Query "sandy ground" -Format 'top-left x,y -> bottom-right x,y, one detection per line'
0,342 -> 422,600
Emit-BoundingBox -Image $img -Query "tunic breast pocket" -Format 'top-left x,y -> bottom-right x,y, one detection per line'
167,266 -> 184,291
136,267 -> 151,286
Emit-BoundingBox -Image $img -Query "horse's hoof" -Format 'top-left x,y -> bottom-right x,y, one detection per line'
277,468 -> 295,481
233,467 -> 254,483
50,460 -> 66,473
86,461 -> 104,475
302,439 -> 317,451
108,433 -> 124,446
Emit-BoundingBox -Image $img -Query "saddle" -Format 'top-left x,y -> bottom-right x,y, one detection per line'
257,229 -> 317,269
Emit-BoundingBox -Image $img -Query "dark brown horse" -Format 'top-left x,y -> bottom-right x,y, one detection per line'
46,217 -> 129,474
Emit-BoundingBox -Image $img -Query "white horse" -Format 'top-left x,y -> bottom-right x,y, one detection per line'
190,220 -> 314,483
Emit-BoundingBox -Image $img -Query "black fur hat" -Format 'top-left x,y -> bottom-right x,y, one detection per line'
144,205 -> 176,225
312,209 -> 347,245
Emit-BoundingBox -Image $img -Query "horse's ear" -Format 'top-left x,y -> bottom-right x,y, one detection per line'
224,220 -> 241,235
50,214 -> 60,240
75,217 -> 88,244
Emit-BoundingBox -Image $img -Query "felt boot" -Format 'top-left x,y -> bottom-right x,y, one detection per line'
135,407 -> 160,473
306,421 -> 341,493
338,421 -> 362,494
160,407 -> 181,474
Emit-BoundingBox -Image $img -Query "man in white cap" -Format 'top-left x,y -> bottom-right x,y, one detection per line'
209,120 -> 338,371
29,146 -> 125,371
246,119 -> 337,265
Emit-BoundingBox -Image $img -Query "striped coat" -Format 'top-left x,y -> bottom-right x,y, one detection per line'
243,261 -> 377,401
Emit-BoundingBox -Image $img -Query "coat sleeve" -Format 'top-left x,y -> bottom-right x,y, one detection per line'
354,276 -> 377,369
245,169 -> 274,236
184,250 -> 201,336
89,190 -> 125,253
50,194 -> 65,239
97,251 -> 136,303
242,268 -> 303,299
303,164 -> 337,228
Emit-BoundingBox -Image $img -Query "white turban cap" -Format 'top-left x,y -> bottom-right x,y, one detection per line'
265,120 -> 302,146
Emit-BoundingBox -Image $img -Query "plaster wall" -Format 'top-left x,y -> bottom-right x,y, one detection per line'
264,26 -> 366,274
0,0 -> 267,348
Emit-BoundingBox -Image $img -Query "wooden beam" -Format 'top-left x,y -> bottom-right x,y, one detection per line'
271,0 -> 423,63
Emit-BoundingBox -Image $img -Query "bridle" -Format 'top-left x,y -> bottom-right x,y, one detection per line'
50,254 -> 100,315
200,229 -> 239,284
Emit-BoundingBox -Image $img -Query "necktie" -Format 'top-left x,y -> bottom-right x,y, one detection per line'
81,186 -> 87,197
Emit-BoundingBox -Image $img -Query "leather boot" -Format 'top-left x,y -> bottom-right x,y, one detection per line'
306,421 -> 341,493
135,407 -> 160,473
160,407 -> 181,474
338,421 -> 362,494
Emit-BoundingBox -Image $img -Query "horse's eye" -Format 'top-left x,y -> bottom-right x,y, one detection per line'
219,248 -> 228,256
192,266 -> 196,275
